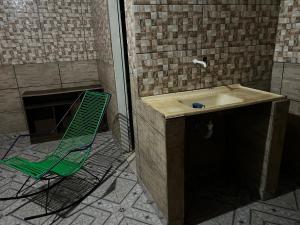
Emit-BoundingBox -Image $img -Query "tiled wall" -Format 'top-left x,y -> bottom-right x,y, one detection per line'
271,0 -> 300,172
0,0 -> 103,133
0,60 -> 100,133
91,0 -> 113,65
91,0 -> 120,139
274,0 -> 300,64
0,0 -> 97,64
271,0 -> 300,116
125,0 -> 280,97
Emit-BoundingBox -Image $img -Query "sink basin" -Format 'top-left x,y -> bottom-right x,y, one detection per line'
178,93 -> 244,109
141,84 -> 284,119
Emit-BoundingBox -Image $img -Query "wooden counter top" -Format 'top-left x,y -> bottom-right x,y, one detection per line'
141,84 -> 285,119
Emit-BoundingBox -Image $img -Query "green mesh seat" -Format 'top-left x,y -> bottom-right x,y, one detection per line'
0,91 -> 111,180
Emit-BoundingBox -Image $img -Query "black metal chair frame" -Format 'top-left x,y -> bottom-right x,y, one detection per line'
0,91 -> 112,220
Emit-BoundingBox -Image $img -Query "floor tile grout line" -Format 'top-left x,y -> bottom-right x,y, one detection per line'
258,201 -> 299,212
294,191 -> 299,211
250,208 -> 300,223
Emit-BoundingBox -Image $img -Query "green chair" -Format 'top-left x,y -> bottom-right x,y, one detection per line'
0,90 -> 111,220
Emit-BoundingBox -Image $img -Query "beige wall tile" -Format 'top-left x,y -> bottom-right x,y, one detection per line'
61,81 -> 101,89
106,92 -> 120,139
271,77 -> 282,94
0,89 -> 22,113
244,80 -> 271,92
281,64 -> 300,101
284,63 -> 300,78
271,63 -> 283,93
59,60 -> 99,84
97,61 -> 116,92
272,63 -> 284,78
19,84 -> 61,96
0,111 -> 27,134
106,91 -> 119,129
15,63 -> 60,88
0,65 -> 17,90
136,114 -> 168,216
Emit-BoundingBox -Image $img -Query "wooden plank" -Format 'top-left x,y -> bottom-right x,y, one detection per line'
136,113 -> 168,217
260,99 -> 290,199
136,98 -> 166,136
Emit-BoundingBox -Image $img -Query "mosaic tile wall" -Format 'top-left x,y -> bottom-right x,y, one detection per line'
91,0 -> 113,65
274,0 -> 300,63
90,0 -> 121,142
125,0 -> 280,97
0,0 -> 97,64
0,60 -> 100,134
271,0 -> 300,116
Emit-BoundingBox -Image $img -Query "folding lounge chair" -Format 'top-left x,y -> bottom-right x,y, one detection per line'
0,90 -> 111,220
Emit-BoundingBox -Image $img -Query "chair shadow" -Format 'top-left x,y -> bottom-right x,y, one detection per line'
11,135 -> 133,223
111,113 -> 133,153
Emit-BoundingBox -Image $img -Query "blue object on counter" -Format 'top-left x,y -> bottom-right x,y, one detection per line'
192,102 -> 205,109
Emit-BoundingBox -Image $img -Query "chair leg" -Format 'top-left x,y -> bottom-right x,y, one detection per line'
24,165 -> 112,221
16,176 -> 31,197
82,166 -> 101,182
45,179 -> 50,214
0,177 -> 65,201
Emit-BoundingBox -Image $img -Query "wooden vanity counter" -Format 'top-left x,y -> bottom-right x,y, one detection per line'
135,85 -> 290,225
141,84 -> 284,119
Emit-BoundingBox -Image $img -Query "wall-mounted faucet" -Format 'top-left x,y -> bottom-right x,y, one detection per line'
192,58 -> 207,68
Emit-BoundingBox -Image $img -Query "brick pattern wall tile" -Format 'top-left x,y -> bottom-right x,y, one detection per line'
91,0 -> 113,65
272,1 -> 300,116
274,0 -> 300,63
125,1 -> 279,97
0,0 -> 97,65
0,60 -> 100,133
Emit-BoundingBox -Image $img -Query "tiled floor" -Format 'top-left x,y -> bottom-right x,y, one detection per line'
0,131 -> 300,225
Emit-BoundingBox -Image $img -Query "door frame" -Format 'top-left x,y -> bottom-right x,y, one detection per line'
107,0 -> 134,150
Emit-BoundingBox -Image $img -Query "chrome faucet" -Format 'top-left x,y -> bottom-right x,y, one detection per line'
192,59 -> 207,68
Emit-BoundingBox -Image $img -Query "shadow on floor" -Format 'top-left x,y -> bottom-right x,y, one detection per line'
6,134 -> 133,224
111,113 -> 133,154
185,165 -> 300,225
185,167 -> 260,225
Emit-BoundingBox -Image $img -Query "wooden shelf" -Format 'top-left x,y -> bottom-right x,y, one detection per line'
22,85 -> 102,97
22,85 -> 107,144
24,99 -> 74,110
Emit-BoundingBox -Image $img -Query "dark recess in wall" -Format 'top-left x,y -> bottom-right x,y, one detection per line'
281,114 -> 300,174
